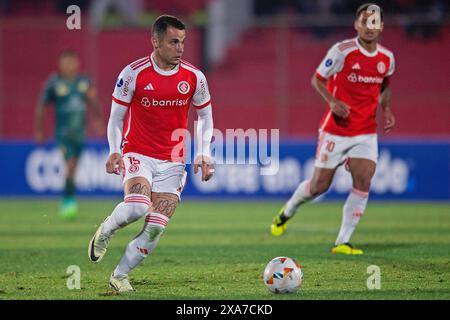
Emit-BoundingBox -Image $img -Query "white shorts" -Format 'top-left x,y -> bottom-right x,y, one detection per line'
122,152 -> 187,200
314,132 -> 378,169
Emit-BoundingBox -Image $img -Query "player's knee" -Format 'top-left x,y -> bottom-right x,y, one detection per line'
123,194 -> 151,222
129,201 -> 149,217
353,177 -> 371,192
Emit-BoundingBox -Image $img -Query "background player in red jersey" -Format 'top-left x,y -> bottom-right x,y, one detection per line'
88,15 -> 215,291
271,3 -> 396,255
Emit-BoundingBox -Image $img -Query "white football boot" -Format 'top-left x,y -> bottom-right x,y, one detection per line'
88,223 -> 112,263
109,273 -> 135,292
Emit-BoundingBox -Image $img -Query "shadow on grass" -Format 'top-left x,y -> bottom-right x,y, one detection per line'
358,243 -> 415,251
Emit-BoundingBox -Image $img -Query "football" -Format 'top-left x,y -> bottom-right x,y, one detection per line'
263,256 -> 304,293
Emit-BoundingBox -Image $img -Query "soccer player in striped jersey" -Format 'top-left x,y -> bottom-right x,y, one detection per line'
271,3 -> 396,255
88,15 -> 214,292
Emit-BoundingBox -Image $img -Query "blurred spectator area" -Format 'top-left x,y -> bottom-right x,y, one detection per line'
0,0 -> 449,140
0,0 -> 207,17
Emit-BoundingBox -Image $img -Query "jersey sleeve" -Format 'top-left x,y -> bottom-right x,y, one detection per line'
112,65 -> 136,107
39,76 -> 56,105
315,43 -> 345,80
386,54 -> 395,77
192,70 -> 211,109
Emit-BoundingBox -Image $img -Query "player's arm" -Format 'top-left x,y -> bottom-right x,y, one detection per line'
312,43 -> 350,118
192,71 -> 214,182
86,86 -> 105,136
105,66 -> 135,175
194,104 -> 214,181
35,77 -> 55,144
380,54 -> 396,133
311,76 -> 350,118
380,77 -> 395,133
106,101 -> 127,175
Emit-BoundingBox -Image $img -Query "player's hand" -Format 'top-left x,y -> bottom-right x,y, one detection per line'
106,153 -> 123,175
383,108 -> 395,133
329,98 -> 351,118
35,130 -> 45,145
194,155 -> 215,182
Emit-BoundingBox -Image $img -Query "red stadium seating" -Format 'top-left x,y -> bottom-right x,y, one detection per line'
209,26 -> 450,138
0,19 -> 449,139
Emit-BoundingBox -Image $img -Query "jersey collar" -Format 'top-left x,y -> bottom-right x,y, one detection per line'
150,52 -> 180,76
355,37 -> 378,57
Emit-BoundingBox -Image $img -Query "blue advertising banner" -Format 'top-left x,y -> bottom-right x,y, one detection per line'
0,140 -> 448,200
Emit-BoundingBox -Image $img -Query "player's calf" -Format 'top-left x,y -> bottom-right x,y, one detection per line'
112,213 -> 169,277
135,215 -> 168,258
309,179 -> 332,197
335,187 -> 369,247
88,194 -> 151,263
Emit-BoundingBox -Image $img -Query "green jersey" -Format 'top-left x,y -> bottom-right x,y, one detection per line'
40,74 -> 91,143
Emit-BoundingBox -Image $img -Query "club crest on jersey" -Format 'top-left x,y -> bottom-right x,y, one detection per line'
128,164 -> 139,174
177,81 -> 190,94
377,61 -> 386,74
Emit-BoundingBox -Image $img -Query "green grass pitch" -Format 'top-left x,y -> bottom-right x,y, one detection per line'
0,200 -> 449,300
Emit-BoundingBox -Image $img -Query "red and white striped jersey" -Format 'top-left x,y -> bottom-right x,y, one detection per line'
315,38 -> 395,136
112,53 -> 211,162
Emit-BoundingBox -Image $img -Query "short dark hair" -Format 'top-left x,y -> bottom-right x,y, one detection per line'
152,15 -> 186,38
356,3 -> 384,21
59,49 -> 79,59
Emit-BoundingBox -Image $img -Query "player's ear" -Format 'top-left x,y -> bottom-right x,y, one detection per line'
151,35 -> 159,49
354,19 -> 359,32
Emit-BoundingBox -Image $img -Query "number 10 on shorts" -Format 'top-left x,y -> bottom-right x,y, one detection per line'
326,140 -> 335,152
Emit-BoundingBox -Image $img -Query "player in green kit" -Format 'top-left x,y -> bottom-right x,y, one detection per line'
35,49 -> 104,219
